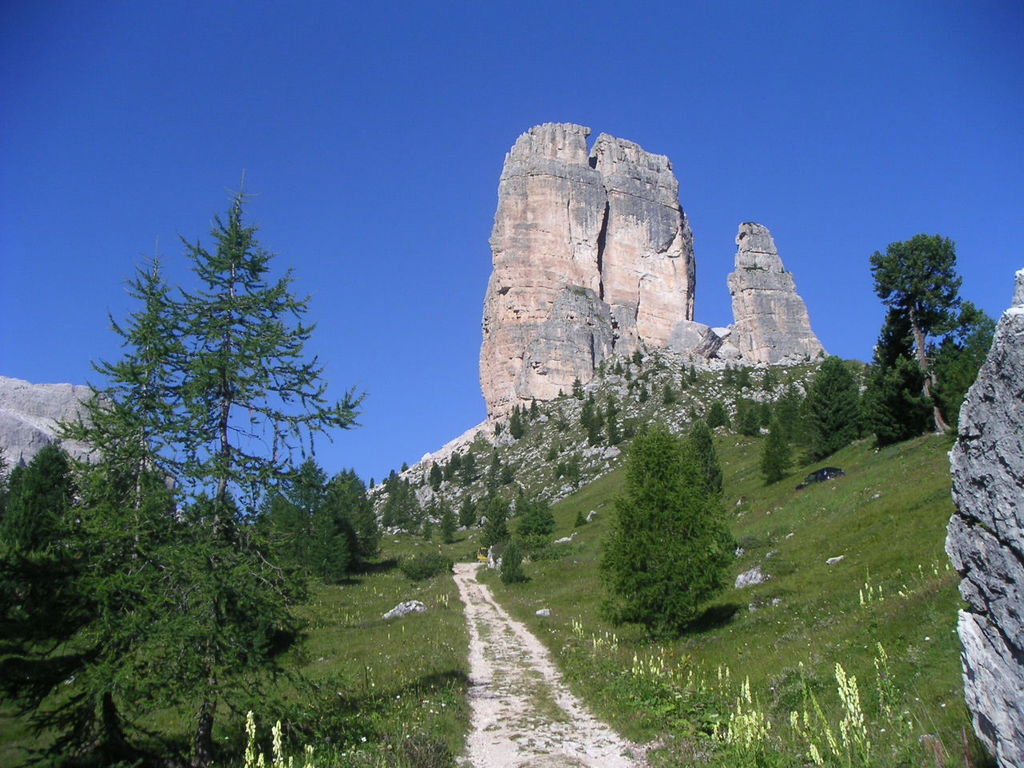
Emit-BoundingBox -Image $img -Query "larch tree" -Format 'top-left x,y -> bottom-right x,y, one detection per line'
9,191 -> 364,768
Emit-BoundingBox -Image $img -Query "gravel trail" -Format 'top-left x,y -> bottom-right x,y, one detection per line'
453,562 -> 646,768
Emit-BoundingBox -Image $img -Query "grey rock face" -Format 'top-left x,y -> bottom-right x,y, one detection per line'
0,375 -> 94,468
668,320 -> 723,359
727,223 -> 825,364
480,123 -> 697,418
946,269 -> 1024,768
735,566 -> 767,589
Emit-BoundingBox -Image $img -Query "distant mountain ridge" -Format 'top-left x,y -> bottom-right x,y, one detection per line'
0,375 -> 93,469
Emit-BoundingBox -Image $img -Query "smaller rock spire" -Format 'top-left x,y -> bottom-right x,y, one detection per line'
727,223 -> 825,364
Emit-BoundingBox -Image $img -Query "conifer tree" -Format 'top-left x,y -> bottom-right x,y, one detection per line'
458,496 -> 477,528
870,234 -> 963,432
444,452 -> 461,481
326,468 -> 379,561
500,538 -> 527,584
439,501 -> 457,544
707,400 -> 729,429
0,444 -> 74,551
428,462 -> 443,490
760,417 -> 792,485
606,396 -> 621,445
805,356 -> 860,460
459,452 -> 477,485
601,423 -> 732,636
481,496 -> 510,549
737,400 -> 762,436
930,302 -> 995,431
509,405 -> 525,440
773,383 -> 805,443
683,420 -> 723,497
381,473 -> 420,530
515,496 -> 555,555
32,192 -> 362,767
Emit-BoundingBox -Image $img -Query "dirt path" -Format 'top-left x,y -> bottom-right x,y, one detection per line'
453,562 -> 646,768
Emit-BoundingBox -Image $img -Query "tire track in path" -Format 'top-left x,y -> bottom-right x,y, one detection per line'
453,562 -> 646,768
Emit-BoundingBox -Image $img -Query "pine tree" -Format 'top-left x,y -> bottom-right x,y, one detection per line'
737,400 -> 762,436
481,496 -> 510,549
707,400 -> 729,429
444,452 -> 461,481
772,384 -> 805,443
606,396 -> 621,445
439,502 -> 457,544
509,405 -> 525,440
870,234 -> 963,432
326,469 -> 379,561
460,452 -> 477,485
428,462 -> 443,490
0,444 -> 74,551
683,420 -> 723,497
500,462 -> 515,486
864,354 -> 931,447
760,418 -> 792,485
515,496 -> 555,555
600,424 -> 732,636
572,377 -> 584,399
381,474 -> 420,530
500,538 -> 527,584
805,356 -> 860,460
930,302 -> 995,431
458,496 -> 477,528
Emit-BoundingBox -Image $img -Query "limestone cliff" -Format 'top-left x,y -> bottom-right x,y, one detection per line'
480,123 -> 697,418
727,223 -> 825,364
0,375 -> 94,468
946,270 -> 1024,768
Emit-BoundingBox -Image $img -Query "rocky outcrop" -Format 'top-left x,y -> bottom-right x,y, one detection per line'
479,126 -> 828,419
946,269 -> 1024,768
0,375 -> 94,468
727,223 -> 825,364
480,123 -> 696,418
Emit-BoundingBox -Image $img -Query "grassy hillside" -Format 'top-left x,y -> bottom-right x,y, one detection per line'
481,432 -> 990,767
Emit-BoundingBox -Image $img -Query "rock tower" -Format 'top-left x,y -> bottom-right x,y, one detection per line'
727,223 -> 825,364
479,125 -> 827,418
480,123 -> 697,418
946,270 -> 1024,768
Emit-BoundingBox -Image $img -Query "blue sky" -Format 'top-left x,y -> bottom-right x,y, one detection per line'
2,1 -> 1022,484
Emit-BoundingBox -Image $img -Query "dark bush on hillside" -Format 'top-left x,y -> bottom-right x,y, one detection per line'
399,551 -> 453,581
